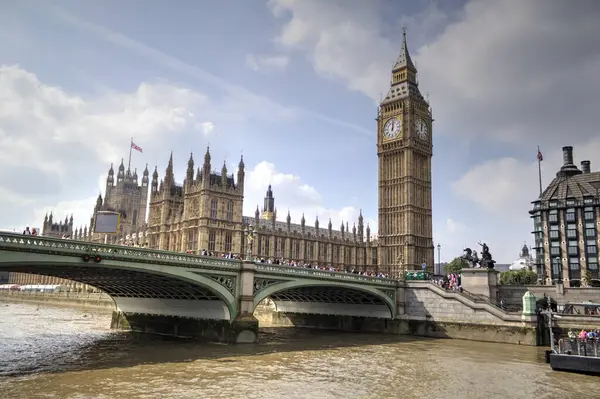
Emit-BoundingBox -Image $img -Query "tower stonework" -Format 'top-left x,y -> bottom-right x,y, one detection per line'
377,29 -> 434,275
87,160 -> 150,243
146,148 -> 245,254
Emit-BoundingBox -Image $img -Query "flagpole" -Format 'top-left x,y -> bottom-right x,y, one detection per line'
128,137 -> 133,173
537,145 -> 543,196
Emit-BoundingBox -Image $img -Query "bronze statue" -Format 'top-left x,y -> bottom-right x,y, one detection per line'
477,241 -> 496,269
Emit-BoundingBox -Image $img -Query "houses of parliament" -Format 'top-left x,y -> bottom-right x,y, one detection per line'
32,30 -> 434,280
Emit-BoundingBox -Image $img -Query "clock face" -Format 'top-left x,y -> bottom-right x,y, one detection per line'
416,118 -> 428,140
383,118 -> 402,139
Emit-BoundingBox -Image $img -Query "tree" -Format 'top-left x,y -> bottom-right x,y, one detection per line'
445,257 -> 469,274
499,269 -> 538,285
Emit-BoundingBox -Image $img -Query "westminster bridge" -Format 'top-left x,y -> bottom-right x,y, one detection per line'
0,232 -> 540,345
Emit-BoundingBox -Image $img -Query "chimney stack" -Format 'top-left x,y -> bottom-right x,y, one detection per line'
562,146 -> 574,166
581,160 -> 591,174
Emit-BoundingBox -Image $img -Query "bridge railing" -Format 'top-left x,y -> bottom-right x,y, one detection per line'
254,263 -> 397,285
0,232 -> 239,270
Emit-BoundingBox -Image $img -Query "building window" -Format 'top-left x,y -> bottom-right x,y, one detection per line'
293,240 -> 300,259
550,200 -> 558,207
533,216 -> 542,225
588,257 -> 598,272
224,233 -> 232,253
569,257 -> 580,270
566,224 -> 577,238
264,237 -> 270,256
548,210 -> 558,223
226,201 -> 234,221
587,245 -> 598,255
584,222 -> 596,237
208,230 -> 216,252
307,242 -> 313,260
567,241 -> 579,256
187,229 -> 197,251
584,197 -> 594,205
549,230 -> 560,239
565,209 -> 576,222
210,199 -> 218,219
566,199 -> 575,206
552,258 -> 562,280
584,207 -> 595,220
550,247 -> 560,256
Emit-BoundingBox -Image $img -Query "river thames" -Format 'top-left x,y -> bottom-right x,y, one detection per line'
0,302 -> 598,398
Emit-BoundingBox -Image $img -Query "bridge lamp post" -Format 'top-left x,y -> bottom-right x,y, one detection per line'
437,243 -> 441,276
244,226 -> 257,261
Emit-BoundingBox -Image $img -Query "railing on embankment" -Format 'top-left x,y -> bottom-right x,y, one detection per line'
405,281 -> 523,322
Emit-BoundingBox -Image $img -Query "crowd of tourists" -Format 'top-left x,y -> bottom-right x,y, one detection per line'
568,329 -> 600,340
253,257 -> 390,278
432,273 -> 463,292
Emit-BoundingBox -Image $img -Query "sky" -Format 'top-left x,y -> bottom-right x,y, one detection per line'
1,0 -> 599,263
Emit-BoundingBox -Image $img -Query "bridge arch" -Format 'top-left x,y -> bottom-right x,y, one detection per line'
253,280 -> 396,319
0,252 -> 238,320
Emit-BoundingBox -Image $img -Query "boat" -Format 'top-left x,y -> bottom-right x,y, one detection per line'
543,296 -> 600,375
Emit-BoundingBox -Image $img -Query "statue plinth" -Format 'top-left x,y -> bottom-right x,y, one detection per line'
460,268 -> 499,300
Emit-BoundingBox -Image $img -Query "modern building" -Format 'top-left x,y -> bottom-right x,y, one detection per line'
530,146 -> 600,286
35,29 -> 433,278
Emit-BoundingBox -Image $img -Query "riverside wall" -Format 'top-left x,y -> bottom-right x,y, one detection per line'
0,290 -> 115,311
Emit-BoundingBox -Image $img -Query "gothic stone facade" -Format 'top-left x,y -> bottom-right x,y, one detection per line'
144,148 -> 379,272
64,29 -> 433,277
73,160 -> 150,243
376,29 -> 435,272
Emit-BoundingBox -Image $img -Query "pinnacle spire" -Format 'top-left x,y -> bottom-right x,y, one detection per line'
393,26 -> 416,71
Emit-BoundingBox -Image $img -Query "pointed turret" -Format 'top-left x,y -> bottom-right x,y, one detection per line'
381,26 -> 425,105
142,164 -> 149,186
118,159 -> 125,181
221,161 -> 228,187
164,152 -> 174,187
328,218 -> 332,231
286,210 -> 291,230
392,26 -> 416,72
237,155 -> 245,191
186,153 -> 194,184
151,166 -> 159,193
315,215 -> 319,230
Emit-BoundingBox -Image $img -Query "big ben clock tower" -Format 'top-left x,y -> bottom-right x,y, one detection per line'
377,28 -> 434,276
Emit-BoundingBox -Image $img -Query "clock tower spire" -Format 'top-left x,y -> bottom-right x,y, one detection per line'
376,27 -> 434,276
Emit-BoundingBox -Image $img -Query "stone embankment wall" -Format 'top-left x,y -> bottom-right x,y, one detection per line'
255,283 -> 538,346
498,285 -> 600,309
0,290 -> 115,311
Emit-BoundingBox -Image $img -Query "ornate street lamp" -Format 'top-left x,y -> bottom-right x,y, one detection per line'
244,226 -> 257,261
437,243 -> 442,276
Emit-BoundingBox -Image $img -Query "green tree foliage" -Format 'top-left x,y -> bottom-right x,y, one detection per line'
499,269 -> 538,285
445,257 -> 469,274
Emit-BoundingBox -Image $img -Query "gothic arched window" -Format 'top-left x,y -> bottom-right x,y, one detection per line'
226,201 -> 233,221
210,199 -> 218,219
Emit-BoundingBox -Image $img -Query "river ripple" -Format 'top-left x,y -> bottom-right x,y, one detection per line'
0,302 -> 598,398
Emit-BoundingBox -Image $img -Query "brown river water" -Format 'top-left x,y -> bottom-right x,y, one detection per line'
0,302 -> 598,399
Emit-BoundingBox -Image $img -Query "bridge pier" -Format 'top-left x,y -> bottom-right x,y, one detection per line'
110,311 -> 258,344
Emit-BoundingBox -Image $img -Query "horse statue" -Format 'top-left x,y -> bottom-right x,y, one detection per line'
462,248 -> 480,268
477,241 -> 496,269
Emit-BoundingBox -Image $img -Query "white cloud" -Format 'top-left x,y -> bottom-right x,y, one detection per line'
265,0 -> 600,262
0,65 -> 208,229
245,54 -> 290,72
454,138 -> 600,220
44,4 -> 372,135
243,161 -> 375,234
198,121 -> 215,135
